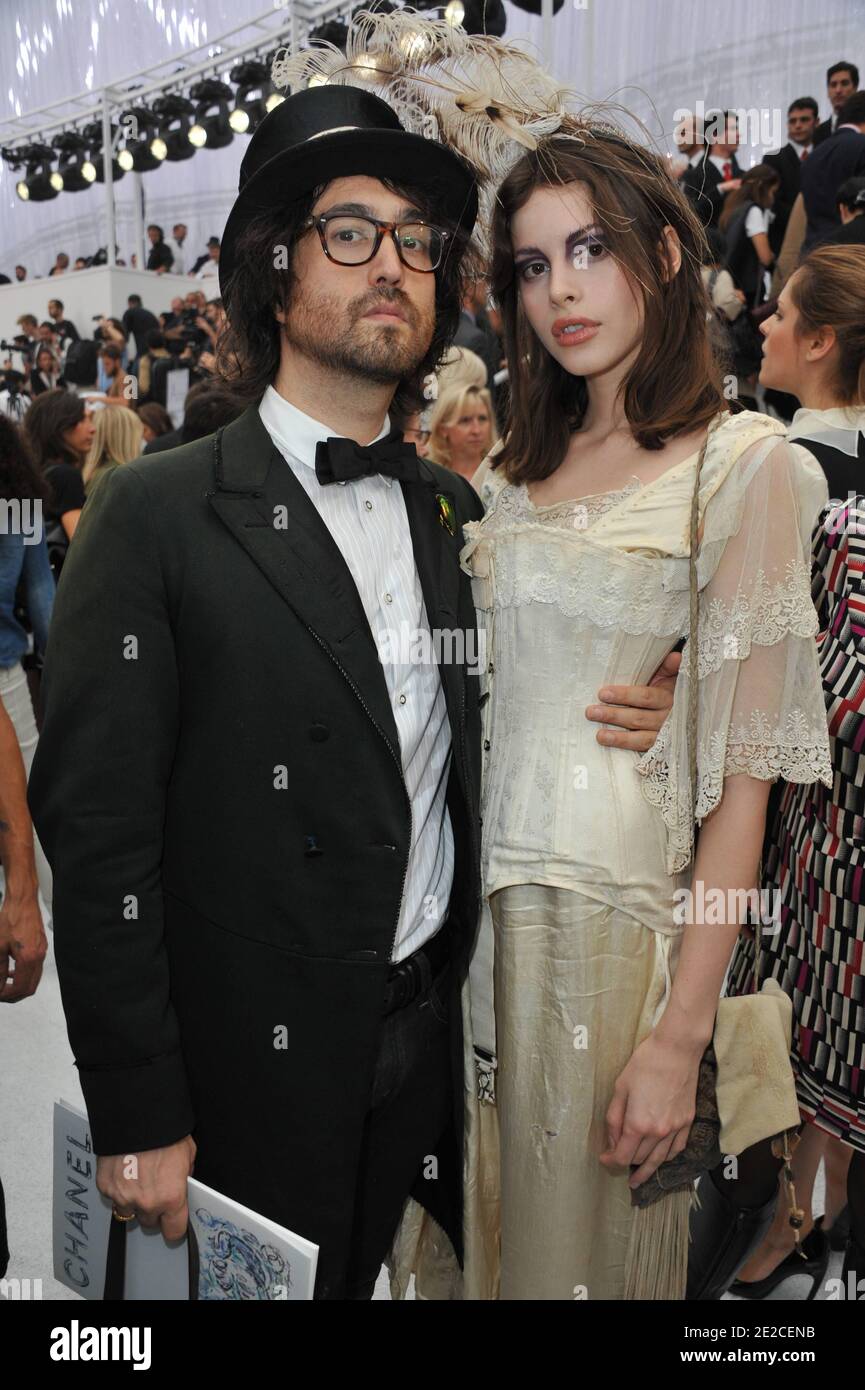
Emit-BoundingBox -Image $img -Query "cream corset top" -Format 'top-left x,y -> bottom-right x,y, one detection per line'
459,411 -> 832,878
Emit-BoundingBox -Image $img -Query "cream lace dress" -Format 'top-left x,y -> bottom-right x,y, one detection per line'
451,408 -> 833,1300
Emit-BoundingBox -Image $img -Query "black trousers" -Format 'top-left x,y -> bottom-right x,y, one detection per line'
342,958 -> 454,1300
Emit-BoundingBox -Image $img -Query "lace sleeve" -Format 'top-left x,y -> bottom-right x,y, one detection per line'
637,433 -> 832,874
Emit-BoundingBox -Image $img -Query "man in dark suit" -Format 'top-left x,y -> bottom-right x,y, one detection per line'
813,60 -> 859,146
801,92 -> 865,251
764,97 -> 819,252
30,84 -> 484,1304
827,175 -> 865,245
682,109 -> 744,227
29,84 -> 673,1302
453,279 -> 500,389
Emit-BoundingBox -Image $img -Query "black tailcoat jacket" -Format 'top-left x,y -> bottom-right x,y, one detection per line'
28,402 -> 485,1299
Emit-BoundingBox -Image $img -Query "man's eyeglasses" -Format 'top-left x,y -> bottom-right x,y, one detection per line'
302,213 -> 451,273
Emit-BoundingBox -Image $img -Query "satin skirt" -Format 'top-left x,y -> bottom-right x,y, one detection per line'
490,882 -> 680,1300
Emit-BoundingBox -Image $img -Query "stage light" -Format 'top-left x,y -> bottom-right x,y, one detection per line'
407,0 -> 507,35
150,94 -> 196,161
117,106 -> 162,172
51,130 -> 95,191
308,19 -> 349,50
8,142 -> 61,200
467,0 -> 507,34
82,120 -> 127,183
228,59 -> 270,135
507,0 -> 564,12
187,78 -> 235,150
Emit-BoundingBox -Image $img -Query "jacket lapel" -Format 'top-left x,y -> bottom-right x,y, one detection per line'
207,404 -> 401,759
399,468 -> 466,755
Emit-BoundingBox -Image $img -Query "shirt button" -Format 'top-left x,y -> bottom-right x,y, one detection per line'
384,593 -> 393,604
365,500 -> 373,511
399,694 -> 407,705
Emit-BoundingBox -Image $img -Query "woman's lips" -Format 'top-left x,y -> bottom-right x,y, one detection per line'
552,323 -> 599,346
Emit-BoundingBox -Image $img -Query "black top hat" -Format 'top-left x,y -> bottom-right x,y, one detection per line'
219,84 -> 479,296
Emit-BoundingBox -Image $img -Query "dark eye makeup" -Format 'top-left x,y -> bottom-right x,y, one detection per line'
514,225 -> 610,280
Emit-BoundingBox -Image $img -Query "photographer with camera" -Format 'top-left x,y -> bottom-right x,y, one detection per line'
0,368 -> 30,423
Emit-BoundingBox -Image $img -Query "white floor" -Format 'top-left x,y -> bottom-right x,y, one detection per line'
0,918 -> 842,1303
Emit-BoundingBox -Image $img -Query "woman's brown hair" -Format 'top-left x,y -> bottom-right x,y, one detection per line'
489,126 -> 727,483
23,388 -> 86,469
718,162 -> 780,233
789,245 -> 865,405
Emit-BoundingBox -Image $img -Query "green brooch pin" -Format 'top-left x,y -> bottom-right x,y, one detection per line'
436,492 -> 456,537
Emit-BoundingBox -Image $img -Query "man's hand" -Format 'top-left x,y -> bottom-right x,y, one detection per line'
96,1135 -> 196,1241
585,649 -> 681,753
0,879 -> 47,1001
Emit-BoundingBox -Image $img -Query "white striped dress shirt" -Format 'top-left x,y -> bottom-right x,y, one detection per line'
259,384 -> 454,962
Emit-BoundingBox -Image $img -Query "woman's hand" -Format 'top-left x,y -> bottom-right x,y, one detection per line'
599,1029 -> 703,1186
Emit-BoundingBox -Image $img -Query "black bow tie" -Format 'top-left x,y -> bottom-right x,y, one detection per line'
314,431 -> 422,486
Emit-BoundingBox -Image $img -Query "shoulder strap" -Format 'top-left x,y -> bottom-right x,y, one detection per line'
687,439 -> 708,834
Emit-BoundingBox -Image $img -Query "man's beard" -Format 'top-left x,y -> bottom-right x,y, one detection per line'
282,284 -> 435,385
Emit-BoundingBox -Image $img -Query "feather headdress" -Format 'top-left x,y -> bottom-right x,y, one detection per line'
269,9 -> 632,261
271,11 -> 568,167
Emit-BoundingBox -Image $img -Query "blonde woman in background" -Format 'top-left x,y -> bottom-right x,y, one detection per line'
436,345 -> 488,396
82,406 -> 144,497
427,382 -> 497,482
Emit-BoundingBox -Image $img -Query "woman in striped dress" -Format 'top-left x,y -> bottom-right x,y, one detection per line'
689,245 -> 865,1299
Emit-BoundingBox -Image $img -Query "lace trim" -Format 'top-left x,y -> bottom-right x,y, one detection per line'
696,559 -> 819,676
460,519 -> 692,633
499,480 -> 642,530
637,710 -> 834,873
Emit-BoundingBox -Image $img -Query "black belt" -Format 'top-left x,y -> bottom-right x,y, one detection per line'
382,918 -> 454,1016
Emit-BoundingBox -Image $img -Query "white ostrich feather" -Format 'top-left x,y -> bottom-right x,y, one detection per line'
269,10 -> 580,254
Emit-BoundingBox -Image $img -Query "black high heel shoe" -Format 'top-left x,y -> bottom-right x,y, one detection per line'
730,1218 -> 830,1301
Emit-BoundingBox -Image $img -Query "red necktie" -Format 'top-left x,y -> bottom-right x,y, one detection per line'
800,147 -> 808,161
722,161 -> 732,180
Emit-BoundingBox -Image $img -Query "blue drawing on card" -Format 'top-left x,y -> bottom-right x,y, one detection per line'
194,1207 -> 292,1300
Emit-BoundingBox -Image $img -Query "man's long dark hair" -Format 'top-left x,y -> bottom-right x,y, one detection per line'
217,175 -> 479,417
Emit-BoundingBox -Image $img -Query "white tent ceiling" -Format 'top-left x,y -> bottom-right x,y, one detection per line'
1,0 -> 863,279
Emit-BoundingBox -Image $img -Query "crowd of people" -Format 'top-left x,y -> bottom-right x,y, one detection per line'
0,286 -> 229,436
1,26 -> 864,1309
0,225 -> 223,283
